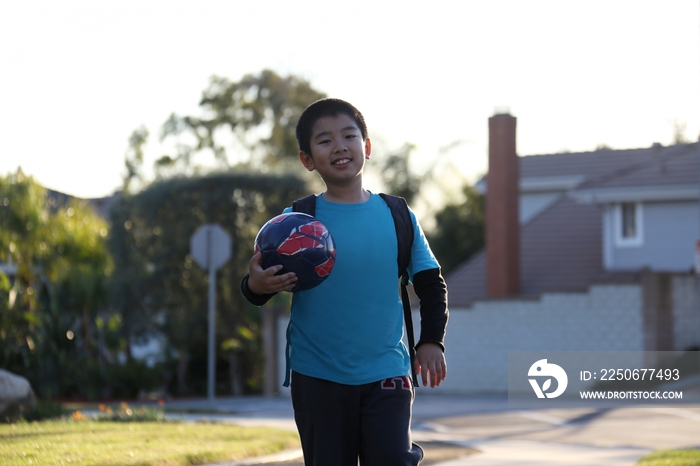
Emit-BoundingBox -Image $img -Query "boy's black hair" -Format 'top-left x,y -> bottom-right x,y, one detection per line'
295,98 -> 368,156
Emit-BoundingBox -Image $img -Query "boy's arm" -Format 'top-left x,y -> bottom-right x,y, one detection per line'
412,267 -> 448,387
240,274 -> 277,306
413,268 -> 448,349
240,252 -> 297,306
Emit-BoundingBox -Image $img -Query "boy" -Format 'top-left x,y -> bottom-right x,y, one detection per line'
241,98 -> 448,465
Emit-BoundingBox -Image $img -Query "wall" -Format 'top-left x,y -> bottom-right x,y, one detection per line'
419,284 -> 644,395
673,274 -> 700,351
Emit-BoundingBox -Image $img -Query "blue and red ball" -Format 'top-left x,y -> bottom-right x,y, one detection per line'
254,212 -> 336,292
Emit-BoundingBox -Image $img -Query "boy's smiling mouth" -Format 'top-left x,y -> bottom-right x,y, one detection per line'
333,158 -> 352,166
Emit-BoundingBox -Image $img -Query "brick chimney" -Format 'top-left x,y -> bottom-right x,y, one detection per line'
486,111 -> 520,297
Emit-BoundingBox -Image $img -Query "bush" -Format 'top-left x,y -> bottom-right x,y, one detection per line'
105,359 -> 162,399
22,401 -> 69,422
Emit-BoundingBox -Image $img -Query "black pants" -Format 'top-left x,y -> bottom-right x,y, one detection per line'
291,371 -> 423,466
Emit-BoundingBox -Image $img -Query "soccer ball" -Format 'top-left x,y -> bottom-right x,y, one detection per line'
254,212 -> 336,292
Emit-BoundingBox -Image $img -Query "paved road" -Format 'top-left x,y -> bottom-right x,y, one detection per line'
166,390 -> 700,465
412,399 -> 700,464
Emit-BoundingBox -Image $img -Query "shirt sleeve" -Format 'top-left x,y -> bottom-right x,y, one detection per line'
406,209 -> 448,351
407,209 -> 440,278
412,268 -> 448,350
240,274 -> 277,306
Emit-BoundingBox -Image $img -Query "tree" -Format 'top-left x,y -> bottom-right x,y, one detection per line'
159,69 -> 326,175
373,140 -> 467,208
672,119 -> 689,144
0,170 -> 52,373
377,143 -> 422,205
0,171 -> 115,399
427,184 -> 485,275
108,171 -> 310,395
123,125 -> 149,193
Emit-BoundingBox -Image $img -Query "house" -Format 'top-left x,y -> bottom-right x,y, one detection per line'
452,121 -> 700,306
428,112 -> 700,394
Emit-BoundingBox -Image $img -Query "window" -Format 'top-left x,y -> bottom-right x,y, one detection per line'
614,202 -> 643,247
621,203 -> 636,238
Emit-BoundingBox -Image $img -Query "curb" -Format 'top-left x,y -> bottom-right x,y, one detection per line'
207,448 -> 303,465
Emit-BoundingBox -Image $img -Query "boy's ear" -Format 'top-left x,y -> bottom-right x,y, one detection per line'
299,151 -> 315,172
364,138 -> 372,160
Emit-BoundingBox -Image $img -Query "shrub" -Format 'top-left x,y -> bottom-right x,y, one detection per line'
22,401 -> 69,422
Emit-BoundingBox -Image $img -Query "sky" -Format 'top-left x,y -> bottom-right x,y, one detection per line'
1,0 -> 699,199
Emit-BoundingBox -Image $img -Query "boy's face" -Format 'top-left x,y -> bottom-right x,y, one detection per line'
299,113 -> 371,187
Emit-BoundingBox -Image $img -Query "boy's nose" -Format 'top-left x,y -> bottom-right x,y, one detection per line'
333,142 -> 348,153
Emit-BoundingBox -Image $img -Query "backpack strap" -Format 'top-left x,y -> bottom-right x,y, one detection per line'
292,194 -> 317,216
378,194 -> 414,281
378,194 -> 418,387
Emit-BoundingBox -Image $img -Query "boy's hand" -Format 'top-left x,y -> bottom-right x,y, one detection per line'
414,343 -> 446,388
247,252 -> 297,294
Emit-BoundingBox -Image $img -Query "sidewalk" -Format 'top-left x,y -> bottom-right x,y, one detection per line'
166,394 -> 688,465
413,438 -> 649,466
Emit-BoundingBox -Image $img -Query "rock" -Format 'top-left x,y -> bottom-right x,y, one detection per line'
0,369 -> 36,422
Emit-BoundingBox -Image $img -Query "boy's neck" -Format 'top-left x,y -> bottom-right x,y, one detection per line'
321,183 -> 370,204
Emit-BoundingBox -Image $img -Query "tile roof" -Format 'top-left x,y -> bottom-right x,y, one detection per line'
572,143 -> 700,192
519,146 -> 659,181
520,142 -> 700,191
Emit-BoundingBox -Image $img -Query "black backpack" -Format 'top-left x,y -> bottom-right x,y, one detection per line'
292,193 -> 420,386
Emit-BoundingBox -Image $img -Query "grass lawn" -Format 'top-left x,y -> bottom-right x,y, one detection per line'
0,420 -> 300,466
636,449 -> 700,465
